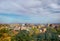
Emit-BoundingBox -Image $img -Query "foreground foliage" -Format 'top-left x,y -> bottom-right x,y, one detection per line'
0,24 -> 60,41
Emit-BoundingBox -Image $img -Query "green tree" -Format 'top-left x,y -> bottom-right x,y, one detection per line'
15,30 -> 33,41
45,27 -> 58,41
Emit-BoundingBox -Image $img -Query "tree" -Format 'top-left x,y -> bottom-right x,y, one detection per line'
15,30 -> 32,41
0,25 -> 11,41
44,27 -> 58,41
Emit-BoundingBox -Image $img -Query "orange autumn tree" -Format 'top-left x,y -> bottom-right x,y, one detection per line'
0,24 -> 11,41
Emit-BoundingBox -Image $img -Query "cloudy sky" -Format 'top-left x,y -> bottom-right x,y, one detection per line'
0,0 -> 60,24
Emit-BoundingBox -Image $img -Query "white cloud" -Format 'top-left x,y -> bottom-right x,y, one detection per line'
49,3 -> 60,9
